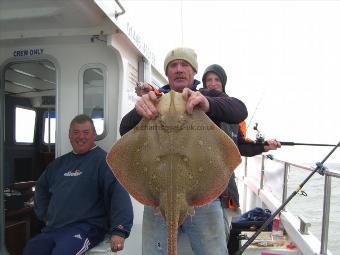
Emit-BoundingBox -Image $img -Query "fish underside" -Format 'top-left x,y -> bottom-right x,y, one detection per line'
107,90 -> 241,255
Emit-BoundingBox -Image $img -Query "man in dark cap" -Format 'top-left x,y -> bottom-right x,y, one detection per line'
202,64 -> 228,92
202,63 -> 281,156
202,64 -> 281,247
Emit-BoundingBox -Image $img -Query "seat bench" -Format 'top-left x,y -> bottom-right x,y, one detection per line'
85,236 -> 116,255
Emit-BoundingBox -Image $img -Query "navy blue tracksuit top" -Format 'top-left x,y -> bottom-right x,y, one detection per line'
34,146 -> 133,238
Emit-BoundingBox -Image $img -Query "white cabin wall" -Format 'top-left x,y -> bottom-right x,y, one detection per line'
1,30 -> 166,255
42,38 -> 121,155
1,1 -> 167,254
151,66 -> 168,88
0,36 -> 123,156
106,33 -> 147,255
108,33 -> 141,118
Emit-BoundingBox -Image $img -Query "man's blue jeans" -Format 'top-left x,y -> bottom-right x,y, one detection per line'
142,199 -> 228,255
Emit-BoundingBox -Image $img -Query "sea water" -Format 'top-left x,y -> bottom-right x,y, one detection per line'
285,163 -> 340,254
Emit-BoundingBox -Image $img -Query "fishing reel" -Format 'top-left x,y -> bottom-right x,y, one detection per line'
135,82 -> 162,97
253,123 -> 265,144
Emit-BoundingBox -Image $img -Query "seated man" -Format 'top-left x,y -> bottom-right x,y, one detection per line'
23,114 -> 133,255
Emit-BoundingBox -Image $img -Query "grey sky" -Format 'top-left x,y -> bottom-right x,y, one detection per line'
121,0 -> 340,164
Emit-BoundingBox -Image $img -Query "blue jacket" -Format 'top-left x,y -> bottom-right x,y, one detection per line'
34,146 -> 133,238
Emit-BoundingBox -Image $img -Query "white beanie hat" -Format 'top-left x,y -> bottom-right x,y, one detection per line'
164,47 -> 198,75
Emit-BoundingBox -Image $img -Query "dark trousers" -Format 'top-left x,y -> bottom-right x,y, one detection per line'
23,222 -> 106,255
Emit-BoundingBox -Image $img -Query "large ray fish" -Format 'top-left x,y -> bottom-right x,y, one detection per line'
107,90 -> 241,255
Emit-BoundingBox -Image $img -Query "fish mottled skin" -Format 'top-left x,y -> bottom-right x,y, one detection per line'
107,90 -> 241,255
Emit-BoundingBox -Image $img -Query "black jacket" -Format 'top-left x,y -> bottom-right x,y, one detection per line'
120,81 -> 248,135
238,131 -> 265,157
220,123 -> 266,207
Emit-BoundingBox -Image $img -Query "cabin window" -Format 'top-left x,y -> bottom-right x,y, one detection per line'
15,106 -> 36,143
43,111 -> 56,144
81,66 -> 106,138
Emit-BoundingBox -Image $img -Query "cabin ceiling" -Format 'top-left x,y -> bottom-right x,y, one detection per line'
5,61 -> 56,97
4,60 -> 105,99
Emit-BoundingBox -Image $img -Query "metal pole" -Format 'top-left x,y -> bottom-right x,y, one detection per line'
48,109 -> 51,153
0,69 -> 10,254
282,162 -> 289,208
260,155 -> 265,189
242,157 -> 248,213
320,175 -> 332,255
244,157 -> 248,177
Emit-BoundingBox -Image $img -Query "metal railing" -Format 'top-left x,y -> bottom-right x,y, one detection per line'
240,155 -> 340,255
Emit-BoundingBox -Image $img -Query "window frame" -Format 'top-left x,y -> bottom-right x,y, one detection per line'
78,63 -> 107,140
42,110 -> 56,145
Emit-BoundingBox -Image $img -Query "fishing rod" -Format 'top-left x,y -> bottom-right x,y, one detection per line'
263,141 -> 338,147
246,88 -> 267,131
234,140 -> 340,255
253,123 -> 337,147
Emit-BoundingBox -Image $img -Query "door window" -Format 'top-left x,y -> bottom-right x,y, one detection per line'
81,65 -> 106,138
15,106 -> 36,144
